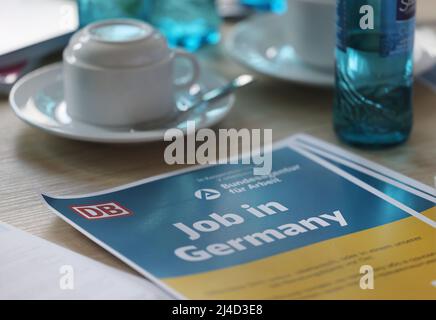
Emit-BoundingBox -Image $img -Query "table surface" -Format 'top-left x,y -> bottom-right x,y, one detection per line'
1,3 -> 435,278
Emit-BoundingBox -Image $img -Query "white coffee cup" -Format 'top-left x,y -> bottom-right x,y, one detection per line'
63,19 -> 200,127
286,0 -> 336,70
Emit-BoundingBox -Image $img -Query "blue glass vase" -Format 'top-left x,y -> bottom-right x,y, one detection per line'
148,0 -> 221,52
77,0 -> 221,52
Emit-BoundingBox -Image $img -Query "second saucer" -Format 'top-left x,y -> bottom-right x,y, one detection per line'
225,14 -> 436,87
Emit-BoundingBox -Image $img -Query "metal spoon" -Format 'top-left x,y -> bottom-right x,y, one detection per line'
177,74 -> 256,112
133,74 -> 256,131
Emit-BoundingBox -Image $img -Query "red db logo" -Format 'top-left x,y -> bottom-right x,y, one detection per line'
71,202 -> 132,220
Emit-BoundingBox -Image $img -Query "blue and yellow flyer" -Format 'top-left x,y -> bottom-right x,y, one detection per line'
42,135 -> 436,300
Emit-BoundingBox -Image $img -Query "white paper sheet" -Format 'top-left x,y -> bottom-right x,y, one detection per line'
0,222 -> 169,300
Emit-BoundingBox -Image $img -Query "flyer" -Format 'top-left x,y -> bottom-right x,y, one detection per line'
42,135 -> 436,299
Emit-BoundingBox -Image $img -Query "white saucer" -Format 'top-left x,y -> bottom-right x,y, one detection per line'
225,14 -> 436,87
9,63 -> 235,143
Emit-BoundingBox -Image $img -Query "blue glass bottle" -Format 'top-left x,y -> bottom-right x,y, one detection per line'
240,0 -> 287,13
77,0 -> 149,27
148,0 -> 221,52
334,0 -> 416,147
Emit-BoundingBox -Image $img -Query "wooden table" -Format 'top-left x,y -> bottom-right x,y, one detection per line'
1,3 -> 435,278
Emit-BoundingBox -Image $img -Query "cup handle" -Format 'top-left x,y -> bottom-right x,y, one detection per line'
173,48 -> 200,89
